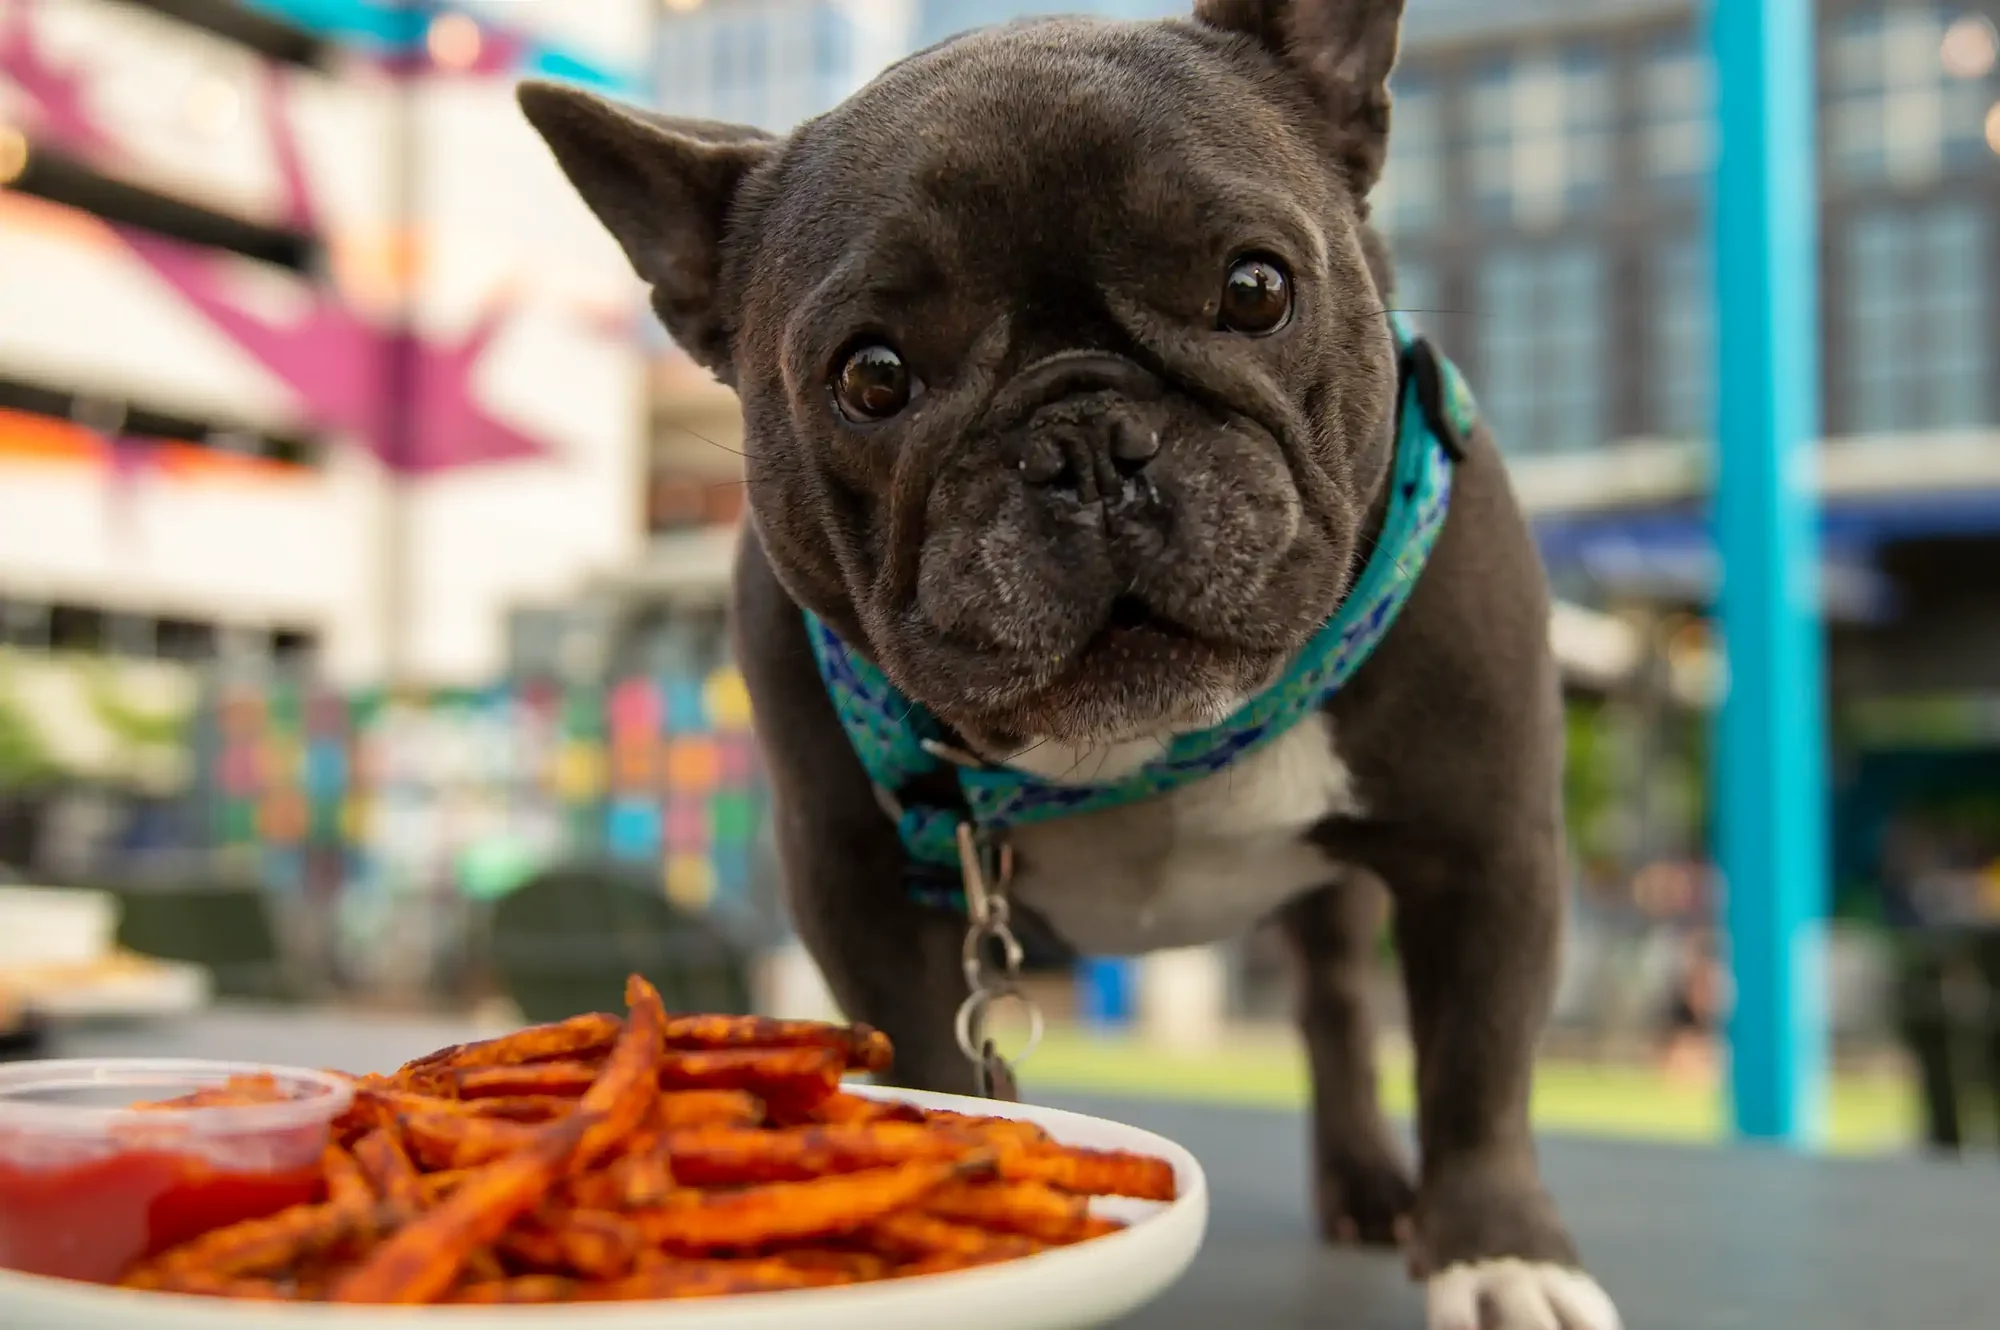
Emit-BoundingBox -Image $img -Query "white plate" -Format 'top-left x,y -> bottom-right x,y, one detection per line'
0,1087 -> 1208,1330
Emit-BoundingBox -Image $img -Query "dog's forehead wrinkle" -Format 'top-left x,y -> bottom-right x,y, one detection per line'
762,19 -> 1331,282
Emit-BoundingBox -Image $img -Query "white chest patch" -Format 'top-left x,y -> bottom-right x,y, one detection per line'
1006,713 -> 1361,955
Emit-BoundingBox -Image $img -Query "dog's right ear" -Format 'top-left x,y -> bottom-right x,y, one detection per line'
1193,0 -> 1404,194
518,81 -> 776,379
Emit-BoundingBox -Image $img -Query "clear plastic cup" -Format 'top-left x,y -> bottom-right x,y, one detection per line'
0,1058 -> 353,1284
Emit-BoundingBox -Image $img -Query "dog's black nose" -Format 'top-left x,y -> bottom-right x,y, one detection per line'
1017,396 -> 1162,501
1004,354 -> 1165,503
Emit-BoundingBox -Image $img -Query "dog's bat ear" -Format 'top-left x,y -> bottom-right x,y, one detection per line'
518,80 -> 776,379
1192,0 -> 1404,193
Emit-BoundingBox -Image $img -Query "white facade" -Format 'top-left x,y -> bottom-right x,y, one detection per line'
0,0 -> 657,685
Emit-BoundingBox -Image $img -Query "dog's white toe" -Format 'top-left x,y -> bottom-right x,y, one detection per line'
1426,1260 -> 1622,1330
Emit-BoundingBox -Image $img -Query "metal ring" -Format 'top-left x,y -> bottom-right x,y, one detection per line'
953,985 -> 1045,1066
961,922 -> 1025,994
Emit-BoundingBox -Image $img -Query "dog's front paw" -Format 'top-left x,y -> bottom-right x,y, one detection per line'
1312,1145 -> 1416,1248
1426,1260 -> 1621,1330
1406,1165 -> 1615,1328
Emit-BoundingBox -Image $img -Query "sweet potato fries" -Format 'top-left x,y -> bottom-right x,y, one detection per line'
117,975 -> 1177,1305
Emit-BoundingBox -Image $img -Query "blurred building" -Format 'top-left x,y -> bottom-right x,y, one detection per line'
0,0 -> 658,688
1372,0 -> 2000,912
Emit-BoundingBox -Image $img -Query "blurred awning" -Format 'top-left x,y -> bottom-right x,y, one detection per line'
1525,482 -> 2000,623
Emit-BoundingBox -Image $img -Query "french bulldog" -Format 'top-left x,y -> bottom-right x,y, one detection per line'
521,3 -> 1620,1327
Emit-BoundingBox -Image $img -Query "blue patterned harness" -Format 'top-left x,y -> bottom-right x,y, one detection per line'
803,315 -> 1479,902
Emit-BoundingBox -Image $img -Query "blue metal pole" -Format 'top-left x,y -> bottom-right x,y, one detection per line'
1711,0 -> 1827,1143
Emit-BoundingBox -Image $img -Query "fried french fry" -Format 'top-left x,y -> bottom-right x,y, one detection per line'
577,1259 -> 825,1301
633,1159 -> 967,1249
610,1148 -> 677,1208
452,1275 -> 578,1304
463,1247 -> 507,1284
993,1141 -> 1177,1202
494,1222 -> 569,1272
657,1047 -> 845,1103
454,1062 -> 597,1099
122,1199 -> 385,1287
662,1122 -> 972,1185
868,1210 -> 1044,1262
351,1087 -> 559,1121
920,1108 -> 1051,1145
922,1179 -> 1093,1244
418,1168 -> 475,1203
1080,1215 -> 1127,1240
145,1272 -> 293,1300
541,1209 -> 643,1279
351,1127 -> 426,1217
500,1210 -> 641,1279
660,1015 -> 895,1073
805,1091 -> 925,1126
558,1172 -> 627,1213
468,1095 -> 577,1123
575,975 -> 670,1167
399,1012 -> 623,1077
400,1112 -> 542,1171
322,1142 -> 374,1209
327,1116 -> 590,1305
763,1248 -> 891,1282
652,1089 -> 763,1130
890,1248 -> 1037,1279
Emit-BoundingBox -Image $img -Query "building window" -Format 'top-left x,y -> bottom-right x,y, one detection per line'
1844,203 -> 1991,432
1826,5 -> 1997,187
1643,36 -> 1713,187
1653,239 -> 1714,440
1467,48 -> 1614,229
656,2 -> 864,131
1476,247 -> 1608,454
814,3 -> 855,111
1389,257 -> 1437,325
1375,78 -> 1444,234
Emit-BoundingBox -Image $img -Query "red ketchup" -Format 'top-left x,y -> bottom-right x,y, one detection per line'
0,1146 -> 324,1283
0,1059 -> 353,1285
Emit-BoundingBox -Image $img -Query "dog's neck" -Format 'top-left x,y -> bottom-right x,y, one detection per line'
991,694 -> 1247,785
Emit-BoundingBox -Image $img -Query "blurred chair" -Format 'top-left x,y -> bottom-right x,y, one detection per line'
488,861 -> 752,1021
110,881 -> 293,1002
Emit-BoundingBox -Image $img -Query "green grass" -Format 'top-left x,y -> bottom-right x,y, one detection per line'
1028,1027 -> 1920,1155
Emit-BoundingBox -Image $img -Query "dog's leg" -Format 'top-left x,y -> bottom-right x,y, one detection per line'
1279,874 -> 1414,1248
775,824 -> 977,1097
1390,833 -> 1621,1330
732,533 -> 976,1097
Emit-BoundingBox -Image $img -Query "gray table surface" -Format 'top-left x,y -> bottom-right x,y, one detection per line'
45,1010 -> 2000,1330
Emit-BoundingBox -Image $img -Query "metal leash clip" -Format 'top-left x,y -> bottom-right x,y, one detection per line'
953,822 -> 1042,1102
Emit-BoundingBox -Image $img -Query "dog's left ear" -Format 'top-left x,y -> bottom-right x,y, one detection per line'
518,80 -> 776,379
1193,0 -> 1404,193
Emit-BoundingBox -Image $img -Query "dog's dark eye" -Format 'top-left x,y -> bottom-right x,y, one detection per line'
832,343 -> 913,422
1219,256 -> 1292,335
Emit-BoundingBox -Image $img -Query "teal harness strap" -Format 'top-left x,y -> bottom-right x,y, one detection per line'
805,316 -> 1479,892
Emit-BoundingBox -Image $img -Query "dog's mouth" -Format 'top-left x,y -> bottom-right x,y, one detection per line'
1105,594 -> 1155,632
1087,594 -> 1203,650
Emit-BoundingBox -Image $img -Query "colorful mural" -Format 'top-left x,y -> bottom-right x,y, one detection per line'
198,669 -> 765,918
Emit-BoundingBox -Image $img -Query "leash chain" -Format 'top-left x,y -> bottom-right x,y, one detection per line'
952,821 -> 1042,1101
